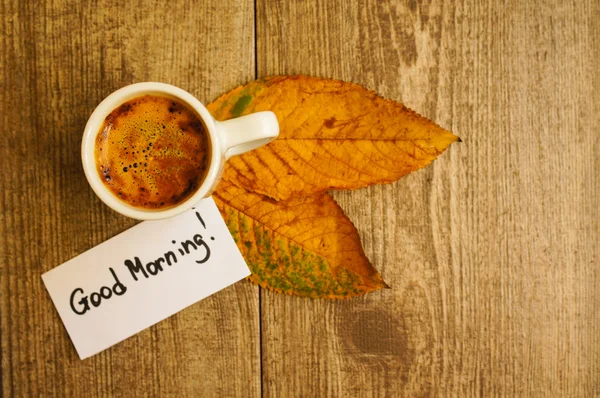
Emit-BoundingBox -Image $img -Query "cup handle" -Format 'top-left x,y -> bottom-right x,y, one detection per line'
216,111 -> 279,159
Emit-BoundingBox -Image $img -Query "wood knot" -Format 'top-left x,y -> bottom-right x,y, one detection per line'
338,308 -> 414,368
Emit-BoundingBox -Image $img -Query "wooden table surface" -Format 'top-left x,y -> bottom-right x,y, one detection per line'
1,1 -> 598,396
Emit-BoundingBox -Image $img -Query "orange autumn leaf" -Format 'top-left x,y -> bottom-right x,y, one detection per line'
208,75 -> 459,201
213,181 -> 388,299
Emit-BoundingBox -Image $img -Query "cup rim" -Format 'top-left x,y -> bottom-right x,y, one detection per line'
81,82 -> 222,220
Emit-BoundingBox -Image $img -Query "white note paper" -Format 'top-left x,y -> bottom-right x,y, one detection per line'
42,197 -> 250,359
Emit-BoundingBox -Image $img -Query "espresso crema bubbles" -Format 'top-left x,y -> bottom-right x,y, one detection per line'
95,95 -> 211,209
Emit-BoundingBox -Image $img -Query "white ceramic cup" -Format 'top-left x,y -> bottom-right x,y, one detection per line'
81,82 -> 279,220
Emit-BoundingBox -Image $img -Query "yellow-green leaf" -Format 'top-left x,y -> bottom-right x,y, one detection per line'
208,75 -> 459,201
214,181 -> 388,299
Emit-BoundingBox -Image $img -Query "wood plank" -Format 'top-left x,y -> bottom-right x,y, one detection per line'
0,0 -> 259,396
257,0 -> 600,396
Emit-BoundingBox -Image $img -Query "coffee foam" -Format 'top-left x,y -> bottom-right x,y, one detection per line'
95,95 -> 210,209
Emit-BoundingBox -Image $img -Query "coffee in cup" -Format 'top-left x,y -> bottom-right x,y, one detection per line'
82,82 -> 279,220
95,95 -> 210,209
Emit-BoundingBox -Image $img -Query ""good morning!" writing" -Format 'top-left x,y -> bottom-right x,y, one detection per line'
69,211 -> 213,315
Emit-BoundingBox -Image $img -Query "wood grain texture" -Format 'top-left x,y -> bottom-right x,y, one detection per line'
1,0 -> 599,396
0,0 -> 259,397
257,0 -> 599,396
